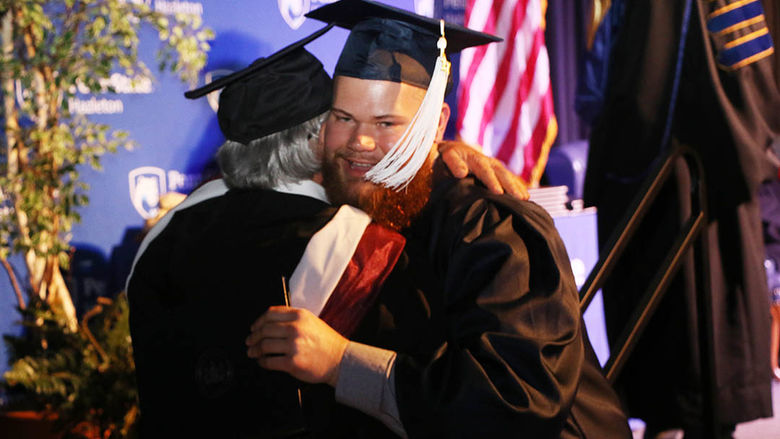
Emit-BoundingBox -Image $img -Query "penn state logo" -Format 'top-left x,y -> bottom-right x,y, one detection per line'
278,0 -> 310,29
128,166 -> 167,219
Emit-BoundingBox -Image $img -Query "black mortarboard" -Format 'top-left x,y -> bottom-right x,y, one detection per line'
184,25 -> 334,144
306,0 -> 501,89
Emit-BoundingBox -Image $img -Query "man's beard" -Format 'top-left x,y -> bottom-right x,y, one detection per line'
322,156 -> 433,231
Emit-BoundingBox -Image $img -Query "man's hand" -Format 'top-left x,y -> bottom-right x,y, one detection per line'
246,306 -> 348,387
437,140 -> 530,200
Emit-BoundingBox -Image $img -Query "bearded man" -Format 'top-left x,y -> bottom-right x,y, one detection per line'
246,1 -> 631,437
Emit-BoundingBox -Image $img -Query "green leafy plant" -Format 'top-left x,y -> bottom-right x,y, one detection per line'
0,0 -> 213,327
0,0 -> 213,435
4,294 -> 139,438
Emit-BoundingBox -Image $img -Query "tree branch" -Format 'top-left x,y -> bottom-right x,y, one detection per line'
1,7 -> 18,170
81,297 -> 111,366
0,256 -> 26,310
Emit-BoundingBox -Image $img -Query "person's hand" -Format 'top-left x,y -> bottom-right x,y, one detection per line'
246,306 -> 348,387
437,140 -> 530,200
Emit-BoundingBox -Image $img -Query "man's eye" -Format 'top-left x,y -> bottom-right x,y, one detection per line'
377,121 -> 395,128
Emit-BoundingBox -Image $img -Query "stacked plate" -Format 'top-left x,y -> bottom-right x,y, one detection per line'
528,186 -> 592,217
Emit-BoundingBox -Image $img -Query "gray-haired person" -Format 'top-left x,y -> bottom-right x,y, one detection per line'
216,114 -> 323,190
127,44 -> 366,437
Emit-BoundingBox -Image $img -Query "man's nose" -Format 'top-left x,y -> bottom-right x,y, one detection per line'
349,126 -> 376,152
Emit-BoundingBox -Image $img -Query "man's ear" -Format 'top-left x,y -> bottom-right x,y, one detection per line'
436,103 -> 451,141
317,116 -> 327,155
312,117 -> 328,184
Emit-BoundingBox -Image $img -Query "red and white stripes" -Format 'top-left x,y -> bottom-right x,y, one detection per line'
456,0 -> 557,186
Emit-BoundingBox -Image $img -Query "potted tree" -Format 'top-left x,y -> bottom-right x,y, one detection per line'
0,1 -> 212,436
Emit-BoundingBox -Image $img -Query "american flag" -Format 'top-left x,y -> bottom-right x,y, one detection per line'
456,0 -> 557,186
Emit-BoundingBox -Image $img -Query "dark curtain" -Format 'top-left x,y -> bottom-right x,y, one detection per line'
546,0 -> 590,146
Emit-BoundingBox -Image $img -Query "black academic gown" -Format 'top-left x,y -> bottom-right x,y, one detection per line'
350,175 -> 631,438
584,0 -> 779,430
128,188 -> 340,438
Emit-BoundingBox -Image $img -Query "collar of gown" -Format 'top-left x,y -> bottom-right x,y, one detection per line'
273,179 -> 329,204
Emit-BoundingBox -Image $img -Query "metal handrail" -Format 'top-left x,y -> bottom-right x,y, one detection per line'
579,143 -> 717,435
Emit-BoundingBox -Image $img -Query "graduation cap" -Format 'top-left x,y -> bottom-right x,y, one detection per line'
306,0 -> 500,88
306,0 -> 501,190
184,24 -> 335,144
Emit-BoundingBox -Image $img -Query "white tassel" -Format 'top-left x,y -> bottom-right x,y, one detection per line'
365,20 -> 451,191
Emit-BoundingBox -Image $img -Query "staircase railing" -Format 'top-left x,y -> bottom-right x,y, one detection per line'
579,143 -> 717,436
